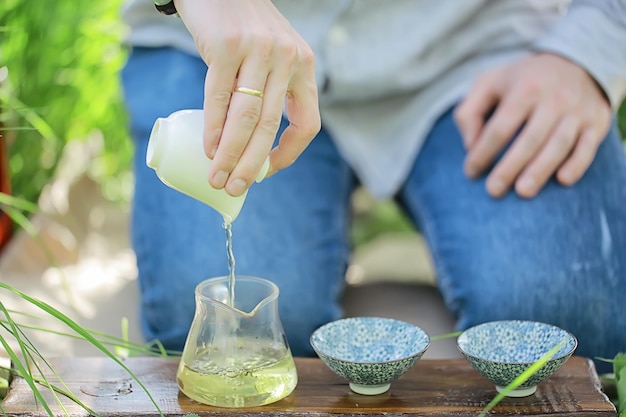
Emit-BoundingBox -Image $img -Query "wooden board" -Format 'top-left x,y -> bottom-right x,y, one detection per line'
1,356 -> 616,416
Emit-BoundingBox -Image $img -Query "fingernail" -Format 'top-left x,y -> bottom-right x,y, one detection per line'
212,170 -> 229,188
517,177 -> 536,193
488,177 -> 506,196
208,146 -> 218,159
226,178 -> 247,196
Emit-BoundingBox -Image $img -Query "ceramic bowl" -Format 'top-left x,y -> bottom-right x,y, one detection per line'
457,320 -> 577,397
310,317 -> 430,395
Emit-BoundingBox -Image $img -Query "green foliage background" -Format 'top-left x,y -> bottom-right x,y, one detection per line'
0,0 -> 131,209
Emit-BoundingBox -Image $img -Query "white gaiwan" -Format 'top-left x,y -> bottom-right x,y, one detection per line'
146,109 -> 270,224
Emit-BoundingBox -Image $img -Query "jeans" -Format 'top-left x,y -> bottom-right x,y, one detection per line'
122,47 -> 626,372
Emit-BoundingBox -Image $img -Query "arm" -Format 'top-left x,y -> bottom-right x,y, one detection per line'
173,0 -> 321,197
455,0 -> 626,199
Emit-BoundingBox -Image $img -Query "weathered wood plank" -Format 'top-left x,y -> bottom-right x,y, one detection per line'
1,356 -> 616,416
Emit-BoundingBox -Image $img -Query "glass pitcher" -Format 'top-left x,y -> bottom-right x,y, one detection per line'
176,276 -> 298,407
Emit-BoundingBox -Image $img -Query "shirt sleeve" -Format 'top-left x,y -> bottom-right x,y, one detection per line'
532,0 -> 626,110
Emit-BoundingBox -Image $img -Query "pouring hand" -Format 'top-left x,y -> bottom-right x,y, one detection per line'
455,52 -> 612,199
175,0 -> 321,197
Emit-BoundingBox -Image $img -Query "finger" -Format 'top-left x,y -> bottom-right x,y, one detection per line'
556,126 -> 602,186
209,60 -> 268,190
464,95 -> 534,179
514,115 -> 581,198
454,71 -> 502,150
202,62 -> 239,160
269,77 -> 320,174
225,71 -> 286,196
485,105 -> 559,198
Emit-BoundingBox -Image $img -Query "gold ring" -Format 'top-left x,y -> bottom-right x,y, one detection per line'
235,86 -> 263,98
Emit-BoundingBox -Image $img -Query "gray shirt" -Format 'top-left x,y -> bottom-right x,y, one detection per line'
122,0 -> 626,198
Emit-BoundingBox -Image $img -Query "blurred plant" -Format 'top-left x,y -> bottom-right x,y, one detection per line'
0,0 -> 132,220
617,100 -> 626,141
599,353 -> 626,416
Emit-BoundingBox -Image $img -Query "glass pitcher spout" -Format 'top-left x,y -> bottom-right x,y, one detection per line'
201,278 -> 279,319
176,276 -> 298,408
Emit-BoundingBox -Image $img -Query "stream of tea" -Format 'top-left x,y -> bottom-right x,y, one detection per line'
224,222 -> 236,306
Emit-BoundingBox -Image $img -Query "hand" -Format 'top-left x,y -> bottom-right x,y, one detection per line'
175,0 -> 321,196
454,52 -> 612,199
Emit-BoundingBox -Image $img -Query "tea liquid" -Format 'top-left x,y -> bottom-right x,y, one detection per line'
224,222 -> 236,306
177,339 -> 298,407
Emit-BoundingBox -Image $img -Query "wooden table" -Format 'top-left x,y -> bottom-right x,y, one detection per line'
1,356 -> 616,416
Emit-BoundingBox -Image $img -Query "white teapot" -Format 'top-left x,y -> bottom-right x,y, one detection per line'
146,109 -> 270,224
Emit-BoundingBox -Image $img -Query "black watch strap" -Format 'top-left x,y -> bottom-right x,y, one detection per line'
154,0 -> 177,15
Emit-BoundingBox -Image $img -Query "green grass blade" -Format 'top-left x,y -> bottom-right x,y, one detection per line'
1,317 -> 99,416
114,317 -> 130,359
0,306 -> 55,416
0,282 -> 165,417
0,364 -> 98,416
430,331 -> 462,341
0,204 -> 37,236
478,337 -> 569,417
0,91 -> 59,144
0,364 -> 8,401
0,304 -> 35,391
0,192 -> 39,213
3,363 -> 98,416
1,306 -> 76,416
0,323 -> 71,416
2,311 -> 182,357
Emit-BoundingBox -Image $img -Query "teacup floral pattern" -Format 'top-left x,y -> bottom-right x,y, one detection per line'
457,320 -> 577,395
310,317 -> 429,390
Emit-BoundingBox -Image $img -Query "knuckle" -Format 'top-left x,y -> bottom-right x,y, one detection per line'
554,131 -> 577,150
278,154 -> 298,170
488,120 -> 512,141
515,77 -> 541,101
218,29 -> 245,52
298,44 -> 316,68
233,163 -> 261,183
256,113 -> 282,135
551,89 -> 577,109
579,130 -> 600,147
274,40 -> 298,63
211,90 -> 233,108
218,148 -> 242,168
251,34 -> 275,60
236,105 -> 262,126
302,115 -> 322,138
307,121 -> 322,138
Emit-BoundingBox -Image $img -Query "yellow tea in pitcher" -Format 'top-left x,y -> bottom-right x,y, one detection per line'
176,276 -> 298,407
177,338 -> 297,407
